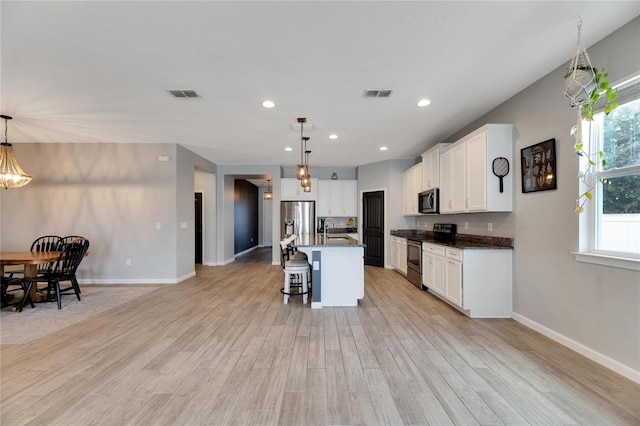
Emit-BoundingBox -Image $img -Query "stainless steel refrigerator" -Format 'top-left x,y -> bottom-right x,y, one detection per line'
281,201 -> 315,238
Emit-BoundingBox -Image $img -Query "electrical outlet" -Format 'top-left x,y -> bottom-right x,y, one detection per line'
464,222 -> 469,229
488,223 -> 493,232
126,258 -> 132,266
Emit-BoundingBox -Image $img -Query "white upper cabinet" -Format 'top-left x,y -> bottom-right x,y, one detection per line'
281,178 -> 318,201
440,124 -> 514,214
317,180 -> 357,217
402,163 -> 423,216
421,143 -> 450,191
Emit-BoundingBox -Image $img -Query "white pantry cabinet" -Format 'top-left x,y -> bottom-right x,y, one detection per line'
421,143 -> 451,191
390,235 -> 407,274
281,178 -> 318,201
402,164 -> 423,216
440,124 -> 514,213
423,244 -> 513,318
317,180 -> 357,217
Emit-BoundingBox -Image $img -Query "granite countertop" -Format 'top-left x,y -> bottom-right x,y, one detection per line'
391,229 -> 513,250
294,233 -> 365,248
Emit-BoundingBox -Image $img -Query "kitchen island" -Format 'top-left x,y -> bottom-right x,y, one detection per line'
294,234 -> 365,309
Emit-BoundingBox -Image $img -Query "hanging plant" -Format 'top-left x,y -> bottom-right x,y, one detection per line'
564,19 -> 618,214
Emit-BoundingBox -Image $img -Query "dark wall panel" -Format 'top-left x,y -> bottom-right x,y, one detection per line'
234,180 -> 259,254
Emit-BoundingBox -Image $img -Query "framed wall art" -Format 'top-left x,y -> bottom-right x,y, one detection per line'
521,138 -> 557,193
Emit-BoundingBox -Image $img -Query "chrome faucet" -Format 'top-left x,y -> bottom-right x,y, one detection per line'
323,217 -> 336,240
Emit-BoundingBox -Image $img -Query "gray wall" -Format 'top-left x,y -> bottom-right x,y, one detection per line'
176,145 -> 216,279
416,17 -> 640,376
194,168 -> 217,266
215,164 -> 282,265
357,159 -> 415,267
0,143 -> 215,283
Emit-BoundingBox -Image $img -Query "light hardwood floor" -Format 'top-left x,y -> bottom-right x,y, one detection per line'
1,247 -> 638,425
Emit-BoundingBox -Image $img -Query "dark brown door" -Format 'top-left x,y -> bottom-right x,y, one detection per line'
363,191 -> 384,267
195,192 -> 203,264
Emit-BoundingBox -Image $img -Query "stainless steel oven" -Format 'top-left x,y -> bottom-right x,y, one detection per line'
406,238 -> 422,289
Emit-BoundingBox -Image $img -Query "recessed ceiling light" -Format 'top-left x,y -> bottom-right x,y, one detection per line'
262,100 -> 275,108
417,99 -> 431,107
380,146 -> 388,151
284,147 -> 293,152
329,134 -> 338,140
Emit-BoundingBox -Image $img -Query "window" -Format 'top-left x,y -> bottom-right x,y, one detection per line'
575,74 -> 640,270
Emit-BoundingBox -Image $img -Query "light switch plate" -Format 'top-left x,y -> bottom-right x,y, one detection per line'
313,261 -> 320,270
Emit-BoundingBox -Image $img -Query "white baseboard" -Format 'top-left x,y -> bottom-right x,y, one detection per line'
311,302 -> 322,309
79,278 -> 176,285
235,246 -> 258,257
78,271 -> 195,285
177,271 -> 196,283
512,312 -> 640,384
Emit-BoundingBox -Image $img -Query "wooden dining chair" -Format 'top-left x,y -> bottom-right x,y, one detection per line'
21,238 -> 90,311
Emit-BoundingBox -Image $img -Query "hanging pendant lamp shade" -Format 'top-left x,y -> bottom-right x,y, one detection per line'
0,115 -> 32,189
296,118 -> 309,180
264,179 -> 273,200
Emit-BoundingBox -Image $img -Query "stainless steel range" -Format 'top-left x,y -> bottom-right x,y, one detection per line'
433,223 -> 457,244
406,237 -> 423,289
406,223 -> 458,290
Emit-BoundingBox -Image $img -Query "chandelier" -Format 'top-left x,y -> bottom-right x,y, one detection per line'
295,117 -> 311,191
0,115 -> 32,189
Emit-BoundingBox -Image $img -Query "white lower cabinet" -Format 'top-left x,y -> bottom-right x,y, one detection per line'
444,248 -> 463,306
422,243 -> 512,318
390,236 -> 407,274
422,243 -> 445,294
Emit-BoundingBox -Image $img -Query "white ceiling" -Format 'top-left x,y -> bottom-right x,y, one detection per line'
1,1 -> 639,168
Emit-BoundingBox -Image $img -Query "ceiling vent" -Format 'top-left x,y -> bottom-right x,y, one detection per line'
289,123 -> 315,131
363,89 -> 393,98
168,90 -> 200,98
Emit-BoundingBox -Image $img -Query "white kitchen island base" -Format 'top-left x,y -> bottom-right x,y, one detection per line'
296,240 -> 364,308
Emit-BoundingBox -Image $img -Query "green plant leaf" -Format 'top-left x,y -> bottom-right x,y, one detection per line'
602,159 -> 606,167
585,191 -> 592,201
575,143 -> 583,152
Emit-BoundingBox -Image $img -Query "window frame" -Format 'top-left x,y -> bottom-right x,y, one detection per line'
573,72 -> 640,271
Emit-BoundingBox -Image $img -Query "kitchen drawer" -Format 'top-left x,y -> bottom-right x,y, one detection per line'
446,247 -> 463,261
391,236 -> 407,246
423,243 -> 445,257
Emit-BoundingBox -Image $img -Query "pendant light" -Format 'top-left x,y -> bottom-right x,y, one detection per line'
264,179 -> 273,200
301,147 -> 312,191
0,115 -> 32,189
296,118 -> 308,180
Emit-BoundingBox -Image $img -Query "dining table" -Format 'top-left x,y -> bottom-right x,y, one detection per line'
1,251 -> 62,307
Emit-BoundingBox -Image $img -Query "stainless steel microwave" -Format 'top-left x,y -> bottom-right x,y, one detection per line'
419,188 -> 439,214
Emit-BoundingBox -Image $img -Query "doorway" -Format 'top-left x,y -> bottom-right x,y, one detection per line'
363,190 -> 384,267
195,192 -> 203,264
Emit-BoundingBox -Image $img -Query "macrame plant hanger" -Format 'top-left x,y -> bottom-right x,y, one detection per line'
564,18 -> 596,150
564,18 -> 596,107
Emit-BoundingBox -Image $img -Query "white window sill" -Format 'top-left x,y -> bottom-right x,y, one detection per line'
572,252 -> 640,271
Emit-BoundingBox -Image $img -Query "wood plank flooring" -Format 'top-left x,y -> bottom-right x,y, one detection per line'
1,247 -> 638,425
